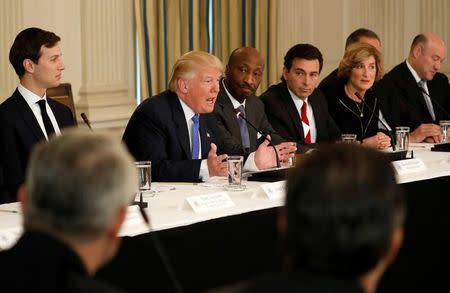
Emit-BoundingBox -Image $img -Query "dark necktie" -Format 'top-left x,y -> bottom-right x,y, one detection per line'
191,114 -> 200,159
37,99 -> 55,138
236,105 -> 250,150
301,101 -> 311,144
418,80 -> 436,121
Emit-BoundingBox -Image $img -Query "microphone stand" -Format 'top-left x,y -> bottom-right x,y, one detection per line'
233,109 -> 281,168
137,205 -> 184,293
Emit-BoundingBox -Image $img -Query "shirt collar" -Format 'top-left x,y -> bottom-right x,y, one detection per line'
222,80 -> 246,109
287,86 -> 309,105
405,60 -> 422,83
178,96 -> 196,121
18,84 -> 48,107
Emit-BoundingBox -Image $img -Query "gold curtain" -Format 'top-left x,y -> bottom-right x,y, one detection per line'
212,0 -> 278,94
135,0 -> 209,99
135,0 -> 278,98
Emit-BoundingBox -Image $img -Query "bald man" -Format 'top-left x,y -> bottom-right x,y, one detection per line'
377,32 -> 448,143
213,47 -> 295,170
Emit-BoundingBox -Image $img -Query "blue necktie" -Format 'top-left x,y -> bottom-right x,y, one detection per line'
191,114 -> 200,159
236,105 -> 250,150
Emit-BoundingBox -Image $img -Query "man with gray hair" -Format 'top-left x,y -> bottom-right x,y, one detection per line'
0,129 -> 137,292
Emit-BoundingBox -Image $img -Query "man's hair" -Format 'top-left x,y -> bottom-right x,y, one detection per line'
337,42 -> 384,81
283,44 -> 323,72
9,27 -> 61,77
168,51 -> 223,92
24,129 -> 138,242
284,143 -> 405,277
345,28 -> 380,49
409,33 -> 428,54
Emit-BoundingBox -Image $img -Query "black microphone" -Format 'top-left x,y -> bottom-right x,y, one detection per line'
418,84 -> 450,119
233,108 -> 281,168
80,112 -> 93,131
355,92 -> 397,151
137,206 -> 184,293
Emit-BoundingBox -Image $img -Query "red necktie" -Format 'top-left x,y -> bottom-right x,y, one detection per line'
301,101 -> 311,144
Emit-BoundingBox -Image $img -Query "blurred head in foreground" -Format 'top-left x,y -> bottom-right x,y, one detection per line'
282,143 -> 405,293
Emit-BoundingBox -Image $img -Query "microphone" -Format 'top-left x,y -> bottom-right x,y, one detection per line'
418,84 -> 450,120
233,108 -> 281,168
355,92 -> 396,151
137,204 -> 184,293
80,112 -> 93,131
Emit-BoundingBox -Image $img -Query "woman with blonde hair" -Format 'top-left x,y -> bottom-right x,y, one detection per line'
324,43 -> 391,149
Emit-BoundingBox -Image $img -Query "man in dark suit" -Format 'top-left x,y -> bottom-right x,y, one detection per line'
319,28 -> 381,97
260,44 -> 341,151
123,51 -> 227,182
0,130 -> 136,292
214,47 -> 295,170
0,27 -> 75,203
376,32 -> 447,143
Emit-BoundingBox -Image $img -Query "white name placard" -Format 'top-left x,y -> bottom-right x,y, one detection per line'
257,180 -> 287,201
185,192 -> 235,213
391,158 -> 427,175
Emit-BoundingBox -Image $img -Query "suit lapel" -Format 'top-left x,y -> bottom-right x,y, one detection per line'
401,62 -> 433,120
280,82 -> 305,141
12,89 -> 45,141
168,93 -> 191,158
217,89 -> 242,143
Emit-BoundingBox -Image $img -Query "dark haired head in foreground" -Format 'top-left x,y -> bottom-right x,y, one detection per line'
217,144 -> 405,293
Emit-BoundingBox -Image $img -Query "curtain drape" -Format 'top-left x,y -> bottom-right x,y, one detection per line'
135,0 -> 278,98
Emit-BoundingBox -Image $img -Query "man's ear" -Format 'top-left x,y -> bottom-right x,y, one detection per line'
23,59 -> 35,74
412,44 -> 423,59
282,67 -> 289,81
17,184 -> 28,213
177,78 -> 189,94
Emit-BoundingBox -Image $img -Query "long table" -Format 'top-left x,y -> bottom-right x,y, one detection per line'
1,146 -> 450,292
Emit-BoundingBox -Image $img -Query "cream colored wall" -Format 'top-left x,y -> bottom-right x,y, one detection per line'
277,0 -> 450,84
0,0 -> 135,137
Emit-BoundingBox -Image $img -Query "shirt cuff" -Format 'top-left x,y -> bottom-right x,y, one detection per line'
199,159 -> 209,181
243,152 -> 259,172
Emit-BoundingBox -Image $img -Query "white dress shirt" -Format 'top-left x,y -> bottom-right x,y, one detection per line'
18,84 -> 61,140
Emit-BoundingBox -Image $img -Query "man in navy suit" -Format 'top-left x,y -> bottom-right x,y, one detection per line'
376,32 -> 447,143
260,44 -> 341,152
123,51 -> 228,182
0,27 -> 75,203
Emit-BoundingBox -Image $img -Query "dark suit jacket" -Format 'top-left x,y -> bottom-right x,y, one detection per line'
324,79 -> 383,141
209,271 -> 363,293
122,90 -> 218,182
376,61 -> 450,129
0,89 -> 74,203
260,81 -> 341,149
213,82 -> 284,156
0,231 -> 127,293
318,68 -> 340,98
